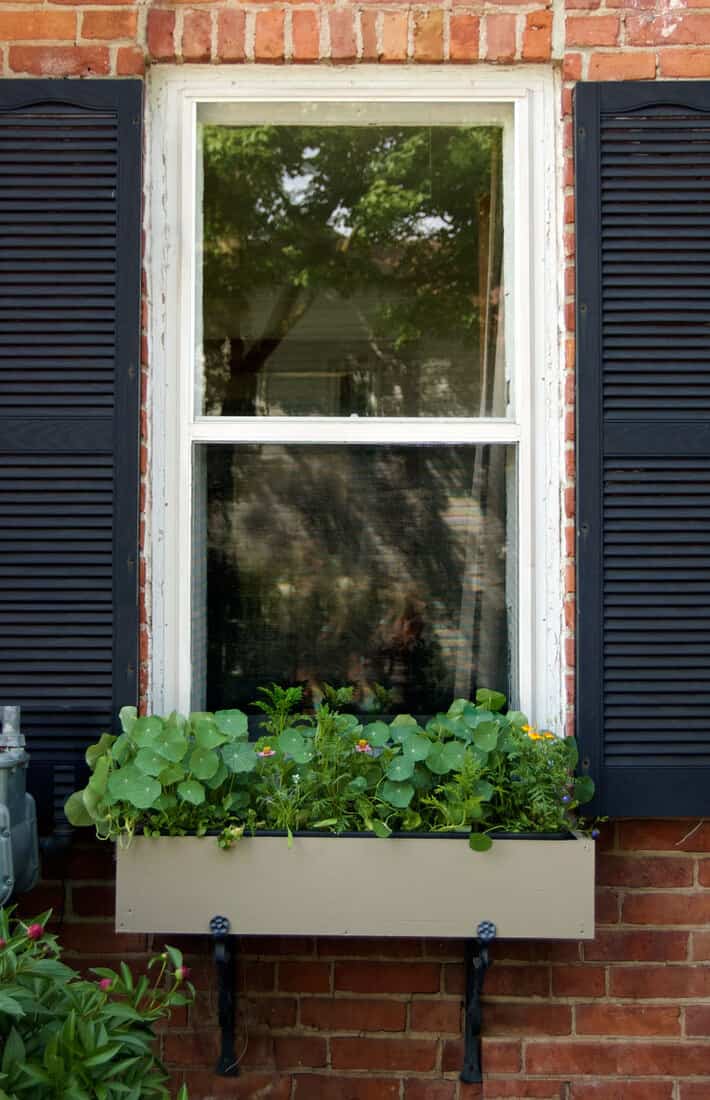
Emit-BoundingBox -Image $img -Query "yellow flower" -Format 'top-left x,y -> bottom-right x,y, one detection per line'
542,732 -> 555,741
529,732 -> 543,741
522,724 -> 533,733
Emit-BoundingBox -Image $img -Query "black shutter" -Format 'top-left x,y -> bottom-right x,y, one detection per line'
0,80 -> 142,834
576,81 -> 710,817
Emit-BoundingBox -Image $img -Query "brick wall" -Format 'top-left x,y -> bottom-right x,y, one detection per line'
19,820 -> 710,1098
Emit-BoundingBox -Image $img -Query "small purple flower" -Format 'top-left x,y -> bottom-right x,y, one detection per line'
591,828 -> 600,839
561,794 -> 571,804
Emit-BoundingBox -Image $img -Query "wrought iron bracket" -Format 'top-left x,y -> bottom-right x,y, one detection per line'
209,915 -> 239,1076
460,920 -> 496,1084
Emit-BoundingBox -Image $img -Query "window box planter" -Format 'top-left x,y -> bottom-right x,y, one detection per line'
115,830 -> 594,940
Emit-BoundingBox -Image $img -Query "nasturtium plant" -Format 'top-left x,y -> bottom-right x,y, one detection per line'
66,688 -> 596,851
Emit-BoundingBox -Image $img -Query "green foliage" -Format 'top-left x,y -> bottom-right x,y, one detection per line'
0,908 -> 193,1100
66,688 -> 596,851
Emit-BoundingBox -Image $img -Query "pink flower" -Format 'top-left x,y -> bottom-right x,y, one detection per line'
354,739 -> 373,754
98,978 -> 113,992
26,924 -> 43,941
257,745 -> 276,758
0,938 -> 7,949
175,966 -> 191,982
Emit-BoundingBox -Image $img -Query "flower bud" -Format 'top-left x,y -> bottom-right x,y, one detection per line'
175,965 -> 191,983
98,977 -> 113,992
26,923 -> 43,941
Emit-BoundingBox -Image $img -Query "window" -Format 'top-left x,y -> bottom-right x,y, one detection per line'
149,67 -> 562,728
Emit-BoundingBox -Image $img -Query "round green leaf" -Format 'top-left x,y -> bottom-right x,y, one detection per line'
158,763 -> 184,786
362,721 -> 390,747
380,779 -> 414,808
87,756 -> 109,798
177,780 -> 205,806
442,741 -> 466,771
222,743 -> 257,774
389,714 -> 422,741
85,733 -> 116,770
206,760 -> 229,789
132,717 -> 165,748
214,709 -> 248,739
473,780 -> 494,801
473,722 -> 499,754
372,819 -> 392,838
475,688 -> 506,713
278,728 -> 306,756
574,775 -> 595,804
194,718 -> 227,750
425,744 -> 452,775
506,710 -> 529,729
469,832 -> 493,852
65,791 -> 93,827
112,733 -> 132,765
402,735 -> 431,762
107,766 -> 161,810
189,747 -> 219,780
386,755 -> 415,782
135,748 -> 166,777
118,706 -> 137,735
154,733 -> 188,764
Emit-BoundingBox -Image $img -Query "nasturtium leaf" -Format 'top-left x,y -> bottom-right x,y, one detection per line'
194,719 -> 227,751
402,809 -> 422,831
389,714 -> 421,740
177,780 -> 205,806
135,748 -> 166,777
206,761 -> 229,789
372,819 -> 392,838
380,779 -> 415,808
473,780 -> 495,802
473,722 -> 499,754
346,775 -> 368,795
158,763 -> 184,786
278,728 -> 305,756
290,744 -> 314,765
214,709 -> 248,740
223,789 -> 249,811
447,699 -> 467,718
574,775 -> 595,804
335,714 -> 360,734
132,717 -> 165,748
425,744 -> 453,775
506,710 -> 528,729
442,741 -> 466,771
386,755 -> 415,782
222,743 -> 257,774
402,735 -> 431,762
87,756 -> 109,798
111,733 -> 132,765
189,747 -> 219,781
151,727 -> 188,763
64,791 -> 93,827
107,766 -> 161,810
476,688 -> 506,713
464,707 -> 495,728
411,763 -> 435,790
362,721 -> 390,747
155,792 -> 177,812
118,706 -> 137,736
85,733 -> 116,770
469,832 -> 493,852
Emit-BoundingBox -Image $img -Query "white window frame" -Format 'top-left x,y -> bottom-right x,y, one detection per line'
147,64 -> 564,730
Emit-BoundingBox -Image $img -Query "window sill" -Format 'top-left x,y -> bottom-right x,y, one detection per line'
115,832 -> 594,939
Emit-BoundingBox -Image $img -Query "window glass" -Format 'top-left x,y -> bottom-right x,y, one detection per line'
200,124 -> 505,418
192,444 -> 512,713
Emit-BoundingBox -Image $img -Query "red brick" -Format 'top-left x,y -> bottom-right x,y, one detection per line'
685,1005 -> 710,1035
292,10 -> 319,61
82,8 -> 136,38
182,10 -> 211,62
587,51 -> 656,81
575,1004 -> 680,1037
147,9 -> 175,61
450,14 -> 479,61
242,960 -> 276,991
331,1037 -> 437,1072
551,966 -> 606,997
596,889 -> 620,924
523,10 -> 552,61
360,10 -> 377,60
329,10 -> 355,61
660,49 -> 710,77
564,52 -> 583,80
301,997 -> 406,1032
570,1086 -> 673,1100
0,10 -> 74,39
486,965 -> 549,997
116,45 -> 144,74
443,1038 -> 521,1074
217,10 -> 244,62
566,14 -> 619,46
164,1030 -> 220,1067
381,11 -> 407,61
404,1082 -> 456,1100
255,10 -> 284,62
247,996 -> 297,1029
610,964 -> 710,999
183,1073 -> 290,1099
410,998 -> 461,1033
318,938 -> 421,958
71,885 -> 115,918
293,1078 -> 399,1100
335,961 -> 440,995
486,1002 -> 571,1036
692,930 -> 710,960
680,1085 -> 710,1100
60,923 -> 146,955
584,930 -> 688,963
413,10 -> 443,62
485,14 -> 516,62
627,12 -> 710,46
619,822 -> 710,852
528,1040 -> 710,1076
274,1036 -> 327,1070
598,854 -> 692,888
279,961 -> 330,993
483,1085 -> 563,1099
623,891 -> 710,925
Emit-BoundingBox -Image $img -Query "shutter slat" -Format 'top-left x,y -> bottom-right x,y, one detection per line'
0,82 -> 141,835
577,82 -> 710,817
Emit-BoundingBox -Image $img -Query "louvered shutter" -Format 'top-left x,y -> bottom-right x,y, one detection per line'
576,81 -> 710,816
0,81 -> 142,834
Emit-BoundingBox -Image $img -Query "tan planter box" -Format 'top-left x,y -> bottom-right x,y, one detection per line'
116,833 -> 594,940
